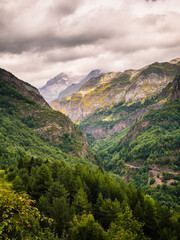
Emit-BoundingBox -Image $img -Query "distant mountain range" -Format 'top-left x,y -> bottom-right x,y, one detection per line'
39,69 -> 104,103
50,58 -> 180,123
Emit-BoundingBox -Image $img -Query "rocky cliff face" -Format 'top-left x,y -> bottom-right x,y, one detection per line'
39,72 -> 84,103
51,59 -> 180,122
0,68 -> 50,108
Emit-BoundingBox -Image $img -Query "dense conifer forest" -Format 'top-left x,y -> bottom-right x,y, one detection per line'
1,157 -> 180,240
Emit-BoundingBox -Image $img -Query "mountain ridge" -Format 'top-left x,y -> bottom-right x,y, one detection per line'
0,68 -> 50,108
51,58 -> 180,122
39,69 -> 105,103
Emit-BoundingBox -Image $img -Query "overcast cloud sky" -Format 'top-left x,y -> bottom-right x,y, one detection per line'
0,0 -> 180,87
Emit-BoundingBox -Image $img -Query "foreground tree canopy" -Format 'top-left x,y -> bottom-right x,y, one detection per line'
1,157 -> 179,240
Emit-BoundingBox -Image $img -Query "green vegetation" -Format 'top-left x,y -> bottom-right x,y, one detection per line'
1,158 -> 180,239
144,183 -> 180,209
140,62 -> 180,78
92,75 -> 180,170
93,97 -> 180,210
0,76 -> 93,166
79,91 -> 165,145
0,110 -> 95,167
93,127 -> 130,150
1,68 -> 180,239
0,170 -> 59,240
117,99 -> 180,169
79,70 -> 180,147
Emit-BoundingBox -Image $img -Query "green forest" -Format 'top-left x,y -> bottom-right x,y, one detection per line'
98,98 -> 180,172
1,157 -> 180,240
0,71 -> 180,239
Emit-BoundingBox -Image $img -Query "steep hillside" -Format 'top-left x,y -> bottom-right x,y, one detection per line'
0,69 -> 91,165
0,68 -> 50,108
51,59 -> 180,123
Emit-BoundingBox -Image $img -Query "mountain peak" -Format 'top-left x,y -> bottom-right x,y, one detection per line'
41,72 -> 81,88
39,69 -> 105,103
39,72 -> 85,103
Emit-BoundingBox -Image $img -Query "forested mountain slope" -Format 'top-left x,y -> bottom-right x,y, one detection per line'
0,68 -> 50,108
0,69 -> 92,166
96,75 -> 180,170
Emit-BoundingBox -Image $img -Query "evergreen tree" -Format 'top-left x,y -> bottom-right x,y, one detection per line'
72,188 -> 92,215
65,214 -> 107,240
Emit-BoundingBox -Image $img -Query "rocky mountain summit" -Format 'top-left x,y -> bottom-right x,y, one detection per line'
39,69 -> 104,103
39,72 -> 84,103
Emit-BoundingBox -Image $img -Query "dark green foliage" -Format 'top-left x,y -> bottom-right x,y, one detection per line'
29,164 -> 53,199
150,178 -> 155,185
130,168 -> 149,188
0,189 -> 60,240
0,78 -> 36,106
71,188 -> 92,214
4,158 -> 180,239
0,113 -> 65,165
0,106 -> 94,167
144,183 -> 180,209
59,132 -> 82,153
51,197 -> 72,235
1,68 -> 180,239
65,214 -> 107,240
121,99 -> 180,168
94,193 -> 121,229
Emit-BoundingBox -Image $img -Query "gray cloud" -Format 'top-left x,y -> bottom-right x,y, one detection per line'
47,0 -> 82,16
0,0 -> 180,87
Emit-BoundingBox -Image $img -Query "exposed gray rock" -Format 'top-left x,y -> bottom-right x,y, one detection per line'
39,72 -> 84,103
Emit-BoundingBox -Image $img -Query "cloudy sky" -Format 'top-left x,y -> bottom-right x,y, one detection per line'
0,0 -> 180,87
